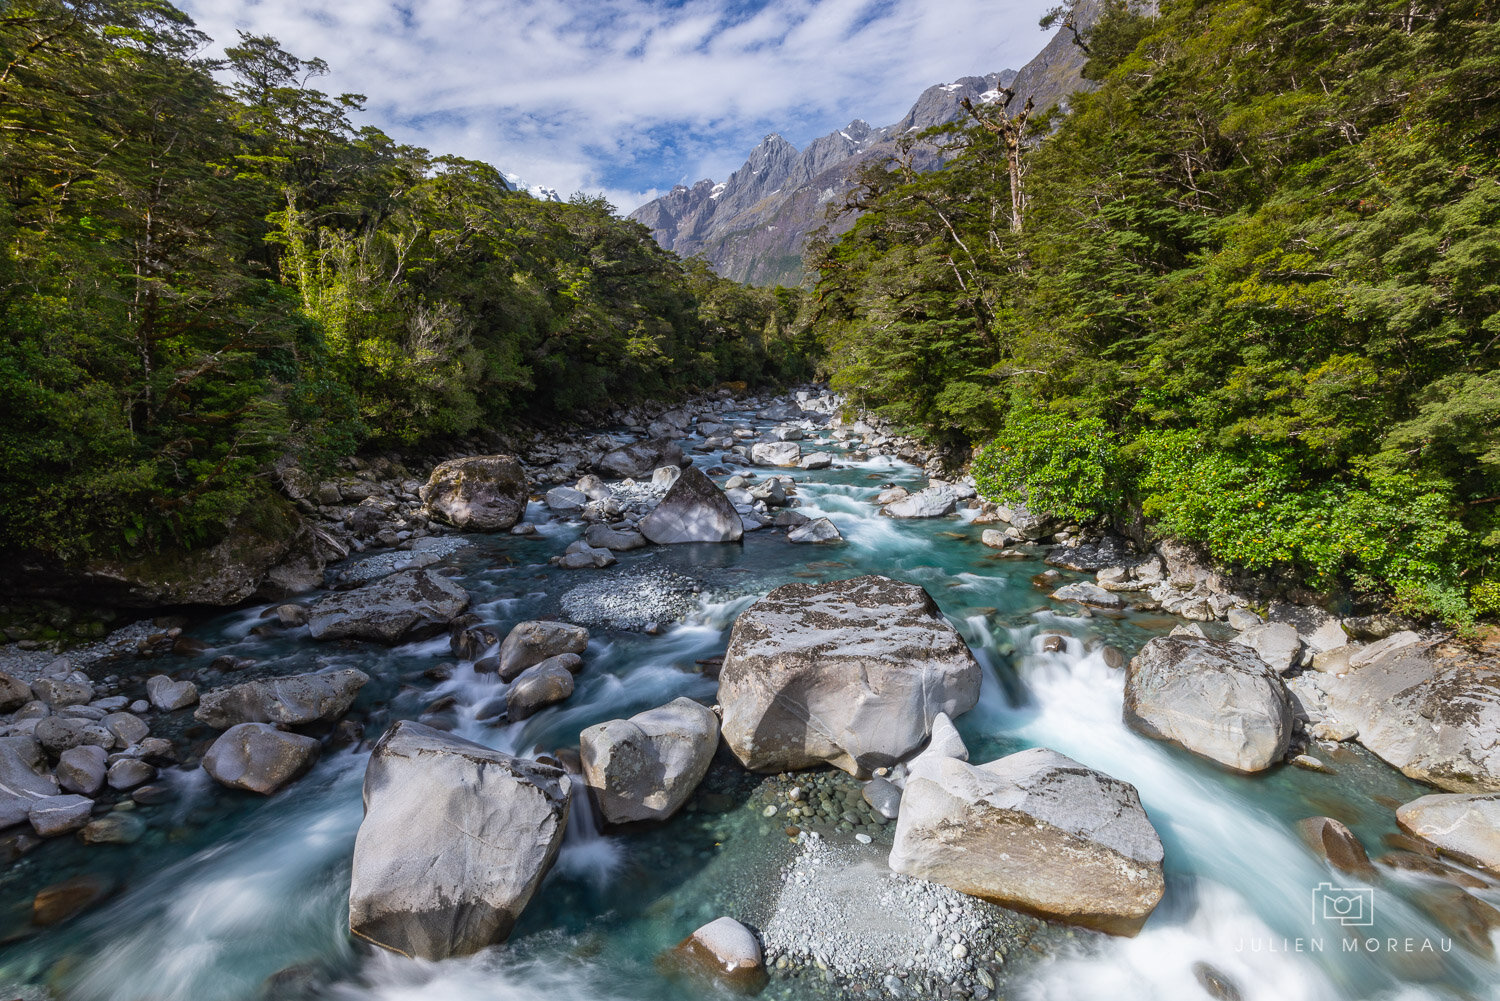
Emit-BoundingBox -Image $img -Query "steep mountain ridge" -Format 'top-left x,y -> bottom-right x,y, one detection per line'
631,21 -> 1094,286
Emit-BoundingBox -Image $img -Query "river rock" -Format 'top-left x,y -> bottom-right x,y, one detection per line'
889,747 -> 1165,935
80,813 -> 146,845
307,569 -> 469,644
1232,622 -> 1304,675
146,674 -> 198,711
1297,816 -> 1375,877
1347,630 -> 1424,670
30,677 -> 93,707
585,524 -> 648,551
506,660 -> 575,720
194,668 -> 369,729
750,441 -> 801,467
582,525 -> 648,555
29,794 -> 94,837
102,712 -> 149,747
0,671 -> 30,712
1123,636 -> 1294,773
420,455 -> 528,531
107,758 -> 155,790
544,485 -> 588,513
639,465 -> 744,544
34,716 -> 113,755
348,721 -> 571,960
884,486 -> 956,519
201,723 -> 321,794
1396,793 -> 1500,872
652,465 -> 682,489
799,452 -> 833,470
581,697 -> 719,824
1051,582 -> 1125,610
498,621 -> 589,681
576,474 -> 612,501
787,517 -> 841,543
32,873 -> 116,925
1044,536 -> 1135,572
56,745 -> 107,795
599,439 -> 684,479
718,575 -> 981,776
553,540 -> 616,569
668,916 -> 768,993
1315,644 -> 1500,791
1,735 -> 60,827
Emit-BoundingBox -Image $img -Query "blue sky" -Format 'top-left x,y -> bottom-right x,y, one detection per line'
181,0 -> 1058,212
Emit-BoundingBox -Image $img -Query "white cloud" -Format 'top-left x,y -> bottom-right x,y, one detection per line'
181,0 -> 1058,212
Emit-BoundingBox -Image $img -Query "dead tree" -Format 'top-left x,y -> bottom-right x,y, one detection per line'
961,88 -> 1034,234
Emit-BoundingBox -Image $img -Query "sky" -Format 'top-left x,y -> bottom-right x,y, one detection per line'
180,0 -> 1059,213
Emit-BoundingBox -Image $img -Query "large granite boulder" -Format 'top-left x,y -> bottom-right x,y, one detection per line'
194,669 -> 369,730
889,747 -> 1165,935
498,620 -> 589,682
581,697 -> 719,824
1123,636 -> 1293,773
420,455 -> 528,531
1315,645 -> 1500,791
718,575 -> 981,776
348,721 -> 571,960
201,723 -> 321,794
308,569 -> 469,644
639,465 -> 744,545
750,441 -> 801,467
598,439 -> 684,479
884,486 -> 956,519
1,735 -> 60,828
1231,622 -> 1304,675
1396,793 -> 1500,872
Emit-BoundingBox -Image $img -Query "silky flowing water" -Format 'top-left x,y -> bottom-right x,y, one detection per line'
2,406 -> 1496,1001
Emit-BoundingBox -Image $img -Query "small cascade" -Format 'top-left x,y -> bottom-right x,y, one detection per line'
553,773 -> 624,890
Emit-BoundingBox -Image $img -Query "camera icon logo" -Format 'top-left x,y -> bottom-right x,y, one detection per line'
1312,883 -> 1375,927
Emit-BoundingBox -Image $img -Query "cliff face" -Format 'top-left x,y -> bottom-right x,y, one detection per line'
630,17 -> 1097,286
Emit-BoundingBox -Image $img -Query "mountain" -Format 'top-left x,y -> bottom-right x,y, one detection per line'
630,19 -> 1095,287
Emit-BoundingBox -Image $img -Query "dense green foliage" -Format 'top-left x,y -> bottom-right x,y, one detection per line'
811,0 -> 1500,622
0,2 -> 810,563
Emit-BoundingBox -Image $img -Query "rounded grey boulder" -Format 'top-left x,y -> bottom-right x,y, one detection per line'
201,722 -> 321,795
1123,636 -> 1293,773
719,575 -> 981,776
498,620 -> 589,681
194,668 -> 370,729
889,747 -> 1165,935
581,697 -> 719,824
505,659 -> 575,720
420,454 -> 528,531
308,569 -> 469,644
348,721 -> 571,961
639,465 -> 744,545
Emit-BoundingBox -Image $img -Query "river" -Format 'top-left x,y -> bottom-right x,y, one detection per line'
2,401 -> 1495,1001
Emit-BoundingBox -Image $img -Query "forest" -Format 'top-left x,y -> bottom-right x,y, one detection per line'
0,1 -> 811,566
808,0 -> 1500,624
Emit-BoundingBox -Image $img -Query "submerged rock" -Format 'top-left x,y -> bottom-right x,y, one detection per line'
667,916 -> 768,994
420,454 -> 528,531
718,575 -> 981,776
348,721 -> 571,961
201,723 -> 321,795
1396,793 -> 1500,872
194,669 -> 369,729
581,697 -> 719,824
639,465 -> 744,545
1297,816 -> 1375,877
889,747 -> 1165,935
1123,636 -> 1293,773
307,569 -> 469,644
